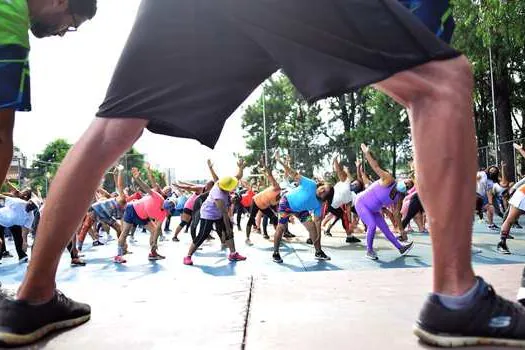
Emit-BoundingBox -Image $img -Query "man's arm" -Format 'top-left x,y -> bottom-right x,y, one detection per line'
207,159 -> 219,182
174,183 -> 203,193
355,159 -> 363,184
361,144 -> 393,185
115,166 -> 126,198
263,164 -> 280,190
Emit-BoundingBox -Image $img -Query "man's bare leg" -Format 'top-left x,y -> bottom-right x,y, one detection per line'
0,109 -> 15,183
375,55 -> 476,296
17,117 -> 147,302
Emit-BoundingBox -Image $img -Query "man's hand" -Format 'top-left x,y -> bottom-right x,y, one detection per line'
513,143 -> 523,151
237,158 -> 245,169
360,144 -> 369,154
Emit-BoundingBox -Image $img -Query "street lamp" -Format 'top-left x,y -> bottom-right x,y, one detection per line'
262,85 -> 268,167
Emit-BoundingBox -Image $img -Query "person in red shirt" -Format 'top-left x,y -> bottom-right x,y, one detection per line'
113,167 -> 174,263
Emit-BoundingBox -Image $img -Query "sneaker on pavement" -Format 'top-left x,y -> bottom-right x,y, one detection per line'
507,234 -> 515,239
346,235 -> 361,243
183,256 -> 193,266
18,256 -> 28,264
306,238 -> 313,245
324,231 -> 333,237
71,258 -> 86,267
272,252 -> 283,264
172,236 -> 179,242
283,232 -> 294,239
399,241 -> 414,256
148,252 -> 166,261
263,233 -> 270,240
228,252 -> 247,262
113,255 -> 126,264
366,250 -> 378,260
488,223 -> 499,231
414,277 -> 525,347
0,290 -> 91,347
245,239 -> 253,246
92,240 -> 104,247
314,250 -> 331,261
513,223 -> 523,229
497,241 -> 511,255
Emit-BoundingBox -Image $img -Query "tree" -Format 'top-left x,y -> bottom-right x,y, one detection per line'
242,75 -> 327,177
31,139 -> 72,197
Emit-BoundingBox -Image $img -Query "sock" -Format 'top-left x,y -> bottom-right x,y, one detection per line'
436,278 -> 482,310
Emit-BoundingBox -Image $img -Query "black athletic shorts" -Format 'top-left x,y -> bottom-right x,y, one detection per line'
97,0 -> 459,148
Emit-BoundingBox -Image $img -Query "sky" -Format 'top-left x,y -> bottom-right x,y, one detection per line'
14,0 -> 263,180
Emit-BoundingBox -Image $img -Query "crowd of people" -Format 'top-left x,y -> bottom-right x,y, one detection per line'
3,0 -> 525,347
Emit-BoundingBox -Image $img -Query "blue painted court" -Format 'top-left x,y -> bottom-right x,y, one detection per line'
1,216 -> 524,286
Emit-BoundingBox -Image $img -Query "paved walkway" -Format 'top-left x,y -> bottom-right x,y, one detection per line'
0,217 -> 524,349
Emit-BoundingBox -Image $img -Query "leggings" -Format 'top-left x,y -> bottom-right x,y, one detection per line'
164,214 -> 172,231
247,203 -> 278,229
193,218 -> 228,250
236,205 -> 248,229
324,205 -> 350,233
0,225 -> 26,260
355,200 -> 402,252
401,193 -> 424,229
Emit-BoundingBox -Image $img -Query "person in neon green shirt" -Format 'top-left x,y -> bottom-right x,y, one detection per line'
0,0 -> 97,188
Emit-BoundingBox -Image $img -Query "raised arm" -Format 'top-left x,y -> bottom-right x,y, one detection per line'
359,163 -> 372,187
274,151 -> 300,183
131,167 -> 153,195
96,187 -> 112,199
361,144 -> 394,185
144,163 -> 162,193
514,143 -> 525,160
500,161 -> 509,188
235,158 -> 245,180
263,164 -> 280,190
207,159 -> 219,182
174,182 -> 204,193
115,166 -> 125,197
333,155 -> 347,182
355,159 -> 364,184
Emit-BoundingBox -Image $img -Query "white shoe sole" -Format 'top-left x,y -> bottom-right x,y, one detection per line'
413,324 -> 525,347
0,314 -> 90,346
400,243 -> 414,256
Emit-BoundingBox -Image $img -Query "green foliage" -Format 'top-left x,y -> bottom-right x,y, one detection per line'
31,139 -> 72,197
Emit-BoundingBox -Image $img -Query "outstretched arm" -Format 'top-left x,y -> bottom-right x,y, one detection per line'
207,159 -> 219,182
174,182 -> 203,193
235,158 -> 245,180
333,155 -> 347,182
131,167 -> 153,195
355,159 -> 363,184
263,164 -> 280,190
115,166 -> 125,198
361,144 -> 393,185
145,163 -> 162,193
274,151 -> 300,183
500,161 -> 509,188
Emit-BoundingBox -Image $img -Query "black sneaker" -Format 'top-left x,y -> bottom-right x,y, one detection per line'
306,238 -> 313,245
513,223 -> 523,229
71,258 -> 86,267
325,231 -> 333,237
399,241 -> 414,256
314,250 -> 331,261
272,252 -> 283,264
488,223 -> 499,231
287,232 -> 296,238
346,235 -> 361,243
2,251 -> 13,258
497,241 -> 511,255
263,233 -> 270,240
0,290 -> 91,346
92,240 -> 104,246
283,232 -> 294,239
414,278 -> 525,347
508,234 -> 515,240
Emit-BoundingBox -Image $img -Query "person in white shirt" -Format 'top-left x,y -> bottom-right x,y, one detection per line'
476,168 -> 498,230
0,194 -> 38,263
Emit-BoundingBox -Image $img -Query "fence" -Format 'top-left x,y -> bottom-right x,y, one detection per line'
477,136 -> 525,181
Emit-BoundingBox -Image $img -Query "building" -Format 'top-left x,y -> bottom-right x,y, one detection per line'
6,148 -> 28,183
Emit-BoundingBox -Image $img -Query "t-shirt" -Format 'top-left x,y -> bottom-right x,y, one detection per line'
331,180 -> 356,209
0,197 -> 33,228
92,198 -> 124,219
200,184 -> 230,221
175,194 -> 188,210
285,176 -> 322,217
254,186 -> 280,209
240,189 -> 255,208
0,0 -> 30,48
184,193 -> 199,210
476,171 -> 494,196
132,191 -> 167,221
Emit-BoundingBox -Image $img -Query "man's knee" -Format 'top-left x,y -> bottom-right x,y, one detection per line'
422,55 -> 473,100
87,117 -> 147,155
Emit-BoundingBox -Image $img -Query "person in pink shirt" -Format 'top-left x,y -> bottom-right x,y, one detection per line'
171,180 -> 214,242
113,167 -> 174,263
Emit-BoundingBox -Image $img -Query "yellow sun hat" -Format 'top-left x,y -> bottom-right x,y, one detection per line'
218,176 -> 238,192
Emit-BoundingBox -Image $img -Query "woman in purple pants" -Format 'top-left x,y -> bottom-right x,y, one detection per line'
355,144 -> 415,260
